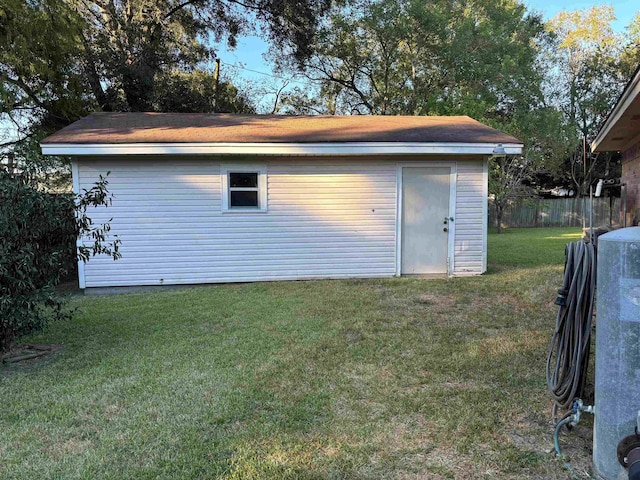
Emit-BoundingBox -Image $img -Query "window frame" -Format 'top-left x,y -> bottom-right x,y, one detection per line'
221,164 -> 268,213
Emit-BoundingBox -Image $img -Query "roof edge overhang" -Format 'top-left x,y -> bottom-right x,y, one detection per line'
592,65 -> 640,152
40,142 -> 523,156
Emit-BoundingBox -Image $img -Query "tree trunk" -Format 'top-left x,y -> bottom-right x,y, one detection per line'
496,204 -> 504,234
122,65 -> 155,111
81,36 -> 111,111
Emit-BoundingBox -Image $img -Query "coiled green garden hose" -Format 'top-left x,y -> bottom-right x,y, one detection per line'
546,241 -> 597,410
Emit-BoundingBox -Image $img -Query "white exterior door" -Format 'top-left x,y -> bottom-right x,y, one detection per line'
401,167 -> 452,274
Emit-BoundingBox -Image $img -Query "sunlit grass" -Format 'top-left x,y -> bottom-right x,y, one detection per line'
488,227 -> 582,267
544,234 -> 583,239
0,228 -> 584,479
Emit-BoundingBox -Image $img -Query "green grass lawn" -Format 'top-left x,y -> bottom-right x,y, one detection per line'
488,227 -> 583,267
1,227 -> 591,479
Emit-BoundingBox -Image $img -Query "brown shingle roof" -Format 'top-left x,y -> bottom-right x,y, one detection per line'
41,113 -> 522,145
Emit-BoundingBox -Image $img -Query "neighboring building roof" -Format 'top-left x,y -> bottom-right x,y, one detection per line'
40,113 -> 523,156
592,64 -> 640,152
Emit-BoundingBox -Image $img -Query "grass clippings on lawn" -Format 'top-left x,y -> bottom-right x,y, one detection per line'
0,227 -> 593,479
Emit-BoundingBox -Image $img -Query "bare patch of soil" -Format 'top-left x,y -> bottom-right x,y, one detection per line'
2,344 -> 63,365
56,279 -> 80,294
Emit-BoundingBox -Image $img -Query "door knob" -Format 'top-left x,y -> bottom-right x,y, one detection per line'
443,227 -> 448,232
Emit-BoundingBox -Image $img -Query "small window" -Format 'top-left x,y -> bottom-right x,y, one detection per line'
230,172 -> 258,188
221,165 -> 267,212
229,172 -> 259,208
230,190 -> 258,207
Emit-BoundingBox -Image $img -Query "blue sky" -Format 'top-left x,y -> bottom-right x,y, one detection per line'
528,0 -> 638,29
214,0 -> 640,92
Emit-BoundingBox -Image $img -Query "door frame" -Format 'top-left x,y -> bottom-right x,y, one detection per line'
395,162 -> 457,276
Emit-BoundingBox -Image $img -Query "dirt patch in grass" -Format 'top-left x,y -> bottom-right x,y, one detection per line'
415,293 -> 456,310
381,288 -> 536,320
1,344 -> 63,371
473,331 -> 548,356
50,435 -> 94,460
505,413 -> 554,457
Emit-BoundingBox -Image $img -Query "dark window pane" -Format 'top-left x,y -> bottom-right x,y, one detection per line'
230,190 -> 258,207
230,172 -> 258,188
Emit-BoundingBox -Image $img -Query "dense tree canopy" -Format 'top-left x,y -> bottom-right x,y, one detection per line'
0,0 -> 330,151
274,0 -> 569,159
154,70 -> 255,114
276,0 -> 546,119
271,1 -> 640,204
539,7 -> 640,195
543,6 -> 636,141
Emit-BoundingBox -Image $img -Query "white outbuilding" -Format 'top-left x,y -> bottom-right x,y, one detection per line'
41,113 -> 522,290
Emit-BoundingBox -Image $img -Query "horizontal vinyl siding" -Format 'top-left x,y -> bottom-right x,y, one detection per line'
453,160 -> 486,275
77,158 -> 397,287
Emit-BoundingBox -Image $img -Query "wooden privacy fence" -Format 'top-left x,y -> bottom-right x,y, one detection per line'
489,197 -> 622,228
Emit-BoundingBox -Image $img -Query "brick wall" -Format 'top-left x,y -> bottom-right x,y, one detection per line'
622,141 -> 640,226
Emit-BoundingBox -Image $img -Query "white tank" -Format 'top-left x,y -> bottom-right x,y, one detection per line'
594,227 -> 640,479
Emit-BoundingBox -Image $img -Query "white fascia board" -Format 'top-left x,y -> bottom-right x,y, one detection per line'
41,142 -> 523,156
591,68 -> 640,152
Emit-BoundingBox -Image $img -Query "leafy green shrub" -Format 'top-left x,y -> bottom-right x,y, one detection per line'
0,171 -> 120,352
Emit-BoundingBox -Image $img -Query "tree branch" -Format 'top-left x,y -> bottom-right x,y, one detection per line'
164,0 -> 199,20
0,132 -> 35,148
270,79 -> 290,114
306,62 -> 375,113
3,77 -> 47,110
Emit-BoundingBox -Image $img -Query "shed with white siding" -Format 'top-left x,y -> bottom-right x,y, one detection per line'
41,113 -> 522,290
